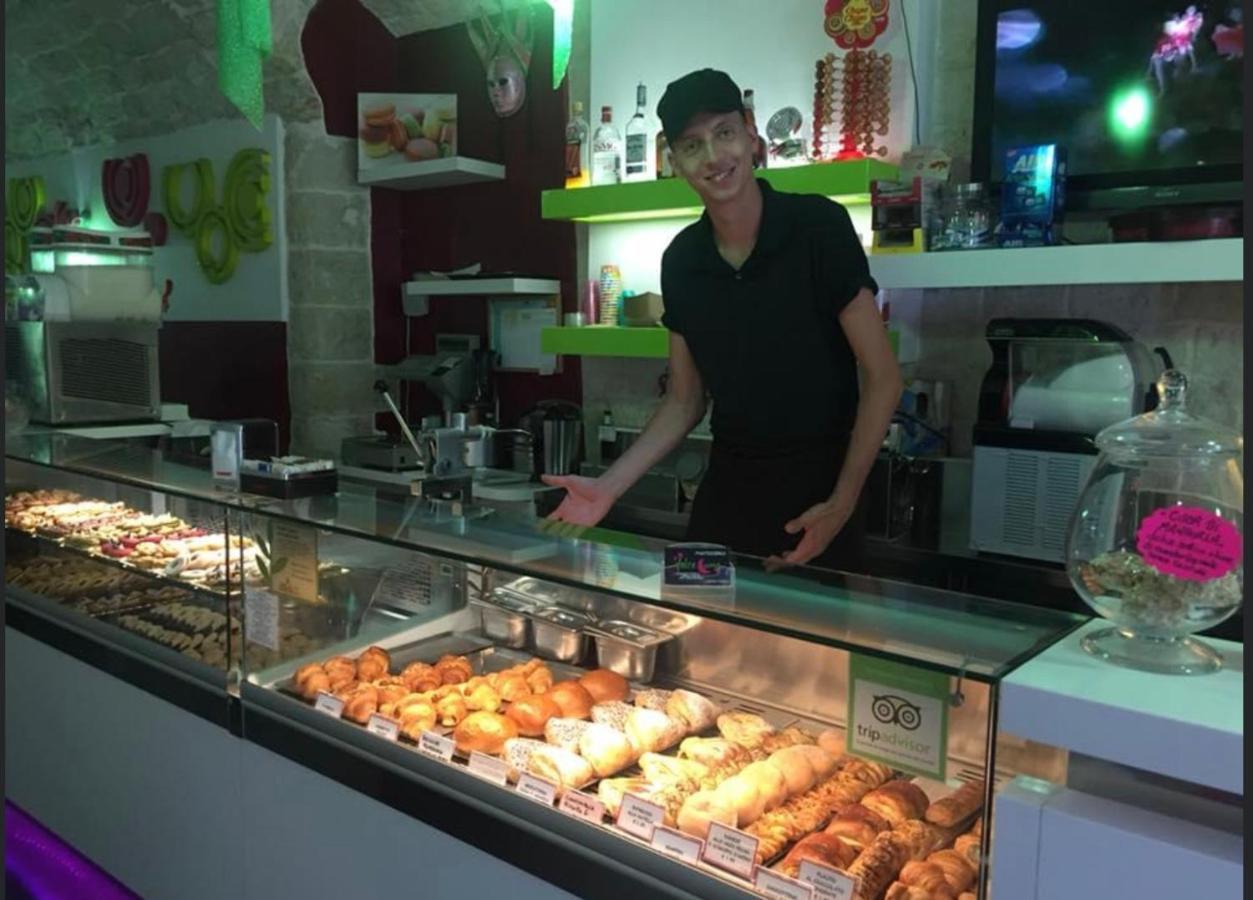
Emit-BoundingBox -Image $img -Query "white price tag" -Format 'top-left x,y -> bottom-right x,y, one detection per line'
313,692 -> 344,718
366,714 -> 399,742
702,822 -> 759,881
754,867 -> 814,900
615,793 -> 665,841
468,751 -> 509,786
650,826 -> 703,864
243,588 -> 280,651
516,773 -> 558,805
798,860 -> 859,900
418,730 -> 455,761
558,789 -> 605,825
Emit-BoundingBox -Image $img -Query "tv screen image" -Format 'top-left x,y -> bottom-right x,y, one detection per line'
980,2 -> 1243,184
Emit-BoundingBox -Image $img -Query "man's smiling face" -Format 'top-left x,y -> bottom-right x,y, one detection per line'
668,110 -> 757,205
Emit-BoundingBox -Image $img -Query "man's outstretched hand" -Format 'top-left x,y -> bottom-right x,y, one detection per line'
541,474 -> 615,527
764,497 -> 854,571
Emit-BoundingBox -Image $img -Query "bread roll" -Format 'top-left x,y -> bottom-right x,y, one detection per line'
846,832 -> 910,900
740,761 -> 789,811
862,780 -> 931,826
713,774 -> 766,827
625,708 -> 686,754
503,737 -> 548,780
825,803 -> 892,848
716,712 -> 775,747
453,711 -> 518,755
777,832 -> 859,879
665,689 -> 717,731
577,668 -> 629,703
952,834 -> 981,867
678,737 -> 744,768
927,850 -> 976,893
767,745 -> 817,796
497,673 -> 532,702
505,694 -> 562,737
547,680 -> 595,719
544,717 -> 592,753
677,790 -> 738,840
579,723 -> 637,777
925,780 -> 985,828
893,819 -> 943,862
527,744 -> 594,790
590,700 -> 633,732
633,688 -> 672,710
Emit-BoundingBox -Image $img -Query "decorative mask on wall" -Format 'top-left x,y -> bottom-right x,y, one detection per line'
466,2 -> 535,117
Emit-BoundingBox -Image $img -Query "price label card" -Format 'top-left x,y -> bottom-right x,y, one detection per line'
417,730 -> 455,761
650,826 -> 703,864
559,789 -> 606,825
516,773 -> 558,806
798,860 -> 859,900
313,692 -> 344,719
615,793 -> 665,841
702,822 -> 759,881
243,588 -> 280,651
468,751 -> 509,786
755,867 -> 814,900
366,714 -> 399,742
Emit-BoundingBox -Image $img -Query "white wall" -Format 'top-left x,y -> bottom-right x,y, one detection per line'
6,114 -> 288,323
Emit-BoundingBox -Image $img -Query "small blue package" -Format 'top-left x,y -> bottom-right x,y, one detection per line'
998,144 -> 1067,247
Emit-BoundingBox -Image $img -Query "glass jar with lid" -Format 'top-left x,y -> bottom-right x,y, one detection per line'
1066,370 -> 1243,674
936,183 -> 994,250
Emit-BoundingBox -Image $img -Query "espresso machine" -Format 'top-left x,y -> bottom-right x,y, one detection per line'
969,318 -> 1166,563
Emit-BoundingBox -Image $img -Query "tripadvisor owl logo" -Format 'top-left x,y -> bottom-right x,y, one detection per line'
871,694 -> 922,731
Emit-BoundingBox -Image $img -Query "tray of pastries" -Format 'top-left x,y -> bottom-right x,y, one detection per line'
5,553 -> 156,607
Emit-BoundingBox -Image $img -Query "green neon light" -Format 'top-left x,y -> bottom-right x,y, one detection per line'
1109,86 -> 1151,141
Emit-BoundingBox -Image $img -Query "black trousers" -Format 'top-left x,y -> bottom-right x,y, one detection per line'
686,438 -> 867,572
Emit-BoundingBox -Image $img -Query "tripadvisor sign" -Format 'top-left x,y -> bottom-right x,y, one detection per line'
847,653 -> 950,781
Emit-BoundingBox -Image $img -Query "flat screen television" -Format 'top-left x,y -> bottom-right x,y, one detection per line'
971,1 -> 1244,209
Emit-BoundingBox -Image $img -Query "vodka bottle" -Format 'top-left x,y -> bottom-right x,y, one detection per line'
624,83 -> 650,181
564,101 -> 590,188
591,105 -> 622,185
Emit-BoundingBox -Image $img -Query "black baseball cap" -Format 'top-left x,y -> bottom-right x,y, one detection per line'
657,68 -> 744,144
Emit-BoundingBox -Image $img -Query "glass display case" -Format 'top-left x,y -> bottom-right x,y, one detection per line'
4,434 -> 1086,900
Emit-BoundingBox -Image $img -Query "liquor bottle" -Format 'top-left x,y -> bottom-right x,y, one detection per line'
564,101 -> 590,188
655,128 -> 673,179
591,105 -> 622,185
624,83 -> 650,181
598,409 -> 619,462
743,89 -> 768,169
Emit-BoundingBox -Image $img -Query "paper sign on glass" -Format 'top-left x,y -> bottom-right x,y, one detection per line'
702,821 -> 759,880
270,520 -> 319,603
847,652 -> 949,781
243,588 -> 280,651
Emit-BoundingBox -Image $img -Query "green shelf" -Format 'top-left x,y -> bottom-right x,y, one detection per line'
541,159 -> 898,223
541,326 -> 669,359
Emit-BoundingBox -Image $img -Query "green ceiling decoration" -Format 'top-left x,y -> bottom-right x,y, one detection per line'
218,0 -> 273,129
543,0 -> 573,89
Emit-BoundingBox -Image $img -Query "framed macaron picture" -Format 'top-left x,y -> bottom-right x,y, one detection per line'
357,93 -> 458,172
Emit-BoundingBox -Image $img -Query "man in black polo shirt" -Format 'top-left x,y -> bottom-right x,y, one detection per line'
544,69 -> 902,570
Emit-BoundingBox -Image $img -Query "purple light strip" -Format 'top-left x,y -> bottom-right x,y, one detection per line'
5,801 -> 141,900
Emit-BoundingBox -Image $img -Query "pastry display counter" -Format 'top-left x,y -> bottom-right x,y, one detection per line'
6,434 -> 1108,900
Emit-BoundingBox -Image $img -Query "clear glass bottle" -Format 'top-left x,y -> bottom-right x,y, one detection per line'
624,83 -> 650,181
743,89 -> 767,169
599,409 -> 618,462
591,105 -> 622,185
1067,370 -> 1243,674
564,101 -> 590,188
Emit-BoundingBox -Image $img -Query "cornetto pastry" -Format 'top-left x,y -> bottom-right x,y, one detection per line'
776,832 -> 859,879
355,654 -> 389,683
590,700 -> 633,732
505,694 -> 562,737
899,860 -> 953,894
677,790 -> 738,840
624,708 -> 686,754
546,681 -> 595,719
577,668 -> 629,703
846,831 -> 912,900
862,780 -> 931,826
925,780 -> 985,828
893,819 -> 945,862
343,685 -> 380,724
526,744 -> 594,791
825,802 -> 893,849
716,712 -> 776,748
665,689 -> 718,732
497,672 -> 532,702
578,723 -> 637,778
454,711 -> 518,755
927,849 -> 977,893
544,716 -> 592,753
400,661 -> 442,693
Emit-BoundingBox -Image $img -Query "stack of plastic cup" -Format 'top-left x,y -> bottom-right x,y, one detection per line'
598,264 -> 622,326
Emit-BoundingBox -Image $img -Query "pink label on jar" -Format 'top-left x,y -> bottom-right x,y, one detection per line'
1136,506 -> 1243,582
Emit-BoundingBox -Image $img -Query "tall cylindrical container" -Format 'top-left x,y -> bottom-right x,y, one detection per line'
598,264 -> 622,326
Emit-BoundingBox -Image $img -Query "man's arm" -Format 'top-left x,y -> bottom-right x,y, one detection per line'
775,288 -> 903,566
543,332 -> 706,525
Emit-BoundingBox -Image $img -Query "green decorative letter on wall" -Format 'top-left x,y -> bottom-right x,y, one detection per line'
166,148 -> 271,284
223,148 -> 273,253
163,159 -> 216,234
196,208 -> 240,284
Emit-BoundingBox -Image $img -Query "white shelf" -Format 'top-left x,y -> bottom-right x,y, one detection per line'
869,238 -> 1243,289
403,277 -> 561,298
357,156 -> 504,190
1000,620 -> 1243,795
